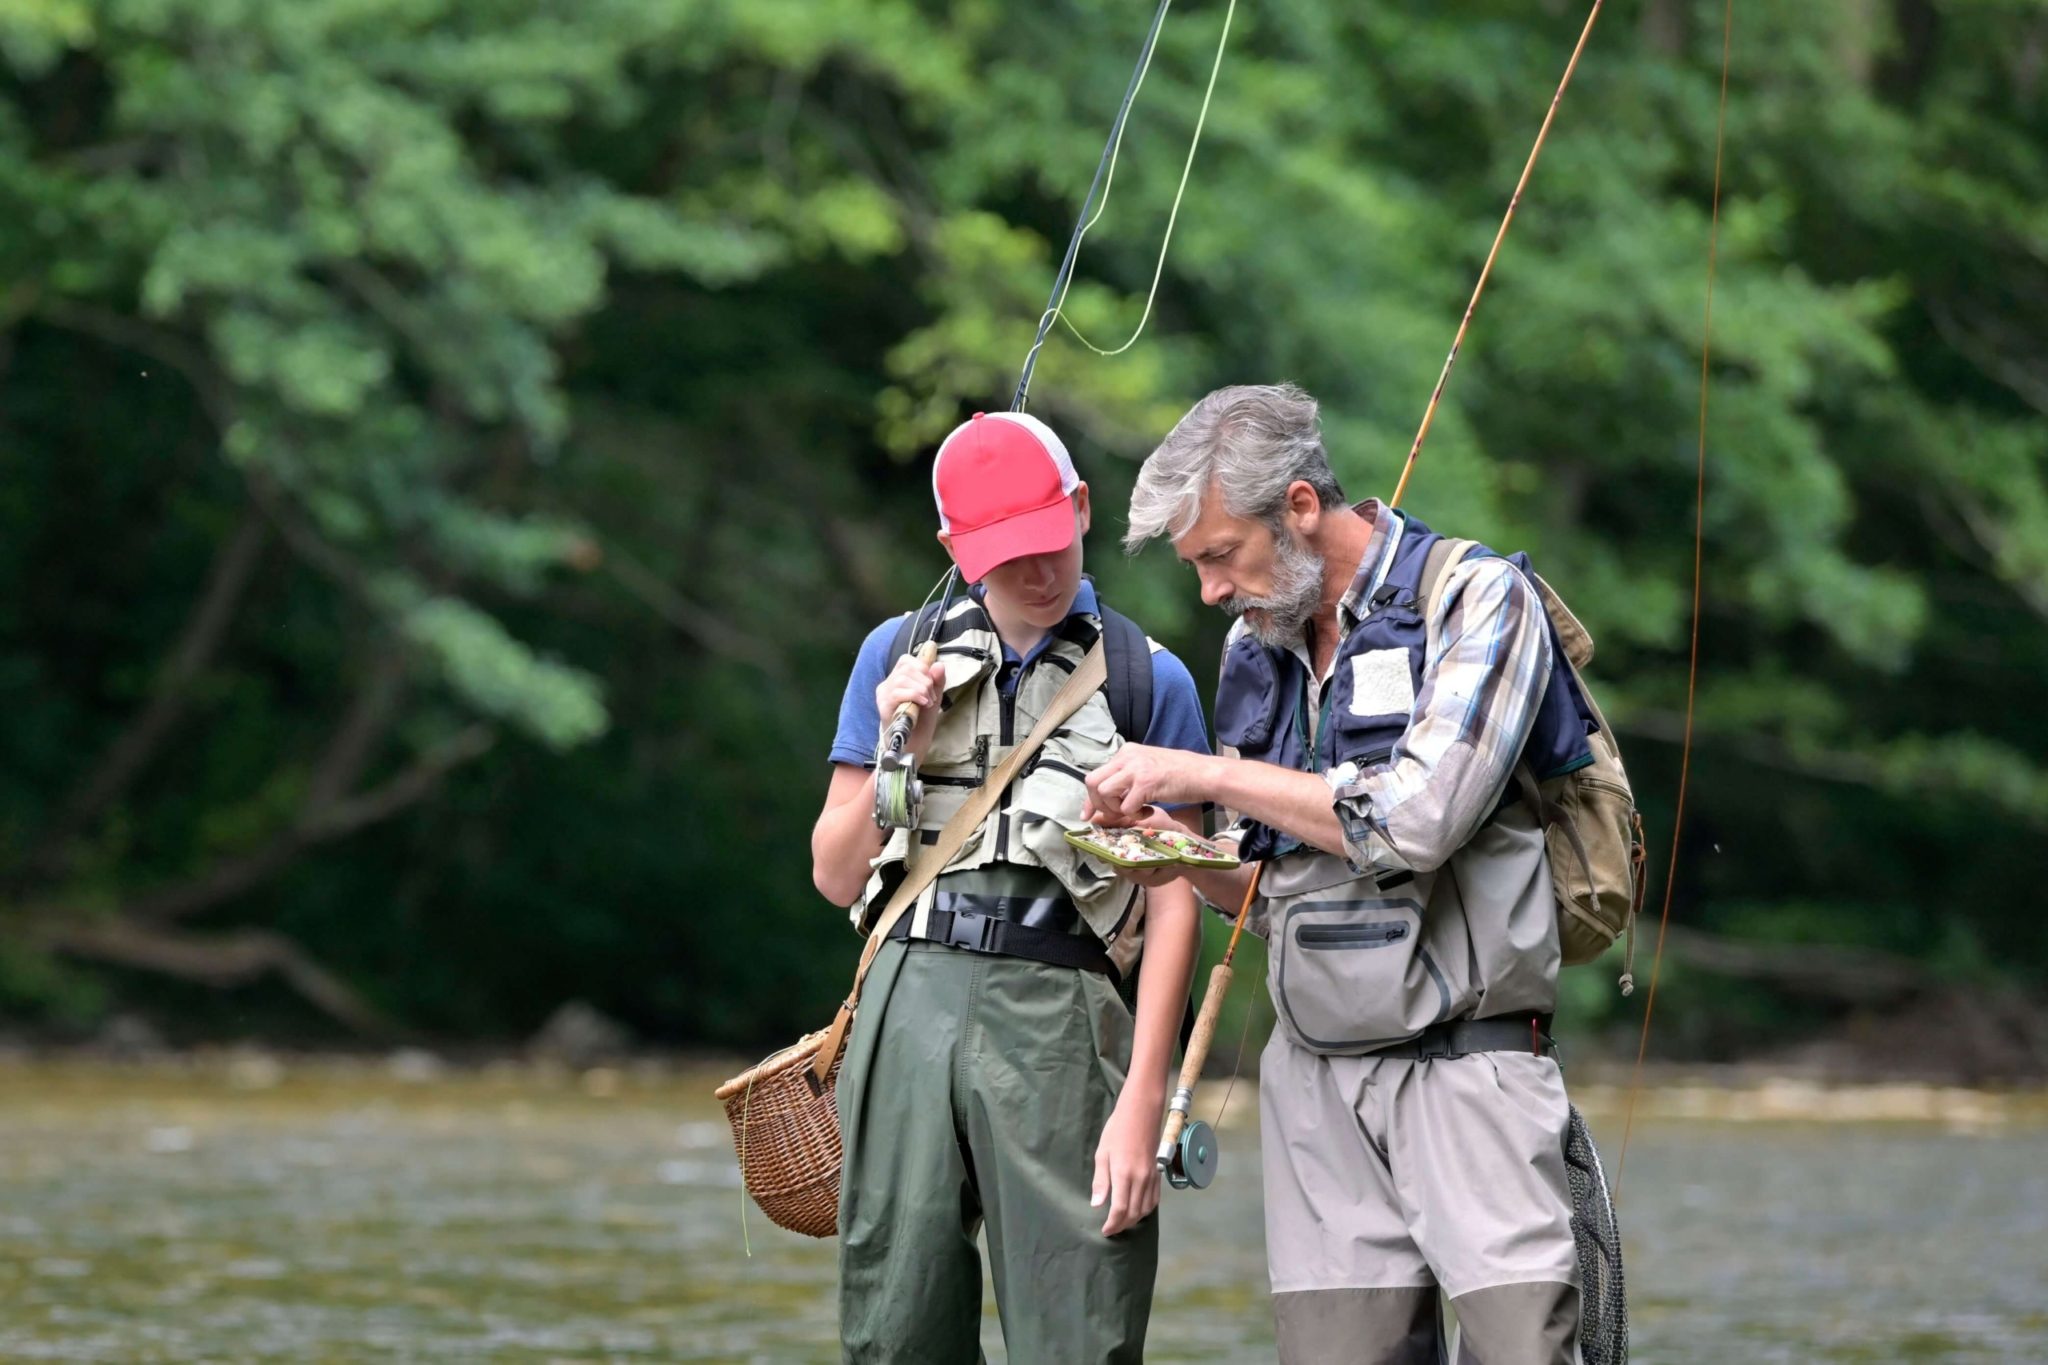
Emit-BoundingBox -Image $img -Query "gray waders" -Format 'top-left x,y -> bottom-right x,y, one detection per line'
835,934 -> 1156,1364
1262,1023 -> 1586,1365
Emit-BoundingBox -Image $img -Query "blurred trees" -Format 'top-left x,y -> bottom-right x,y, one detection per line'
0,0 -> 2042,1054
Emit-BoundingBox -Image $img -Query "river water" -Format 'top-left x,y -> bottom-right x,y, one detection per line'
0,1060 -> 2041,1362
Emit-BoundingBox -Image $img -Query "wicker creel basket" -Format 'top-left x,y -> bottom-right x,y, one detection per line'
714,1028 -> 844,1239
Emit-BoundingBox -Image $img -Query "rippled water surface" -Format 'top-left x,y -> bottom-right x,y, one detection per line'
0,1061 -> 2042,1362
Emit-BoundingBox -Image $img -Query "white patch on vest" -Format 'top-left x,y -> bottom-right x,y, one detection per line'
1348,649 -> 1415,717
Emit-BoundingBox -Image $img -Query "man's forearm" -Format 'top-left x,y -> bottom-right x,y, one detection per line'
1196,753 -> 1346,857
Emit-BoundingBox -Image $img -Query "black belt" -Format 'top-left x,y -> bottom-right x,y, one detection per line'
1369,1014 -> 1556,1061
934,889 -> 1078,934
889,906 -> 1114,977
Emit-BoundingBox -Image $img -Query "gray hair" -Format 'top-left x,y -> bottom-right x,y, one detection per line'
1123,383 -> 1346,553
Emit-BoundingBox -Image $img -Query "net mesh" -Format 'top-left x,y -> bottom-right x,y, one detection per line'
1565,1103 -> 1629,1363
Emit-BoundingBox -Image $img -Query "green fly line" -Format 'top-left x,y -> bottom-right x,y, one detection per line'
1055,0 -> 1237,358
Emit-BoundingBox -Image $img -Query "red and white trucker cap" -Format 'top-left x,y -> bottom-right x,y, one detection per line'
932,411 -> 1081,583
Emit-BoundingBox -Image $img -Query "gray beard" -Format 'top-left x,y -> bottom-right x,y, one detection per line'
1226,530 -> 1325,647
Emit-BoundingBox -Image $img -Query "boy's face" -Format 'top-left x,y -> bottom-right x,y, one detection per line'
944,485 -> 1091,630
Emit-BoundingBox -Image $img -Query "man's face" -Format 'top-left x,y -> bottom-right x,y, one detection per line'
1173,492 -> 1324,646
951,486 -> 1092,630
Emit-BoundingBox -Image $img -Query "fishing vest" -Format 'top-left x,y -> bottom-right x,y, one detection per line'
1213,512 -> 1594,1052
1215,513 -> 1595,857
854,596 -> 1147,977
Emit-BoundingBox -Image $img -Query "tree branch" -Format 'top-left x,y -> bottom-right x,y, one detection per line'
1947,489 -> 2048,628
112,723 -> 496,925
602,544 -> 787,676
31,296 -> 234,433
1665,925 -> 1927,1006
242,471 -> 380,599
35,918 -> 397,1036
1928,297 -> 2048,419
305,647 -> 409,811
309,724 -> 497,840
26,505 -> 270,883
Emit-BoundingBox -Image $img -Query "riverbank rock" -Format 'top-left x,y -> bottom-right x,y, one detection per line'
386,1048 -> 446,1084
528,1002 -> 633,1068
97,1014 -> 166,1060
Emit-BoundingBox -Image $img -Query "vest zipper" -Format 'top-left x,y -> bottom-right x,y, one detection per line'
1295,921 -> 1411,949
992,664 -> 1020,862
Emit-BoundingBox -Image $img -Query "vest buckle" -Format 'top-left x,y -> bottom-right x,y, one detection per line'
939,909 -> 1001,954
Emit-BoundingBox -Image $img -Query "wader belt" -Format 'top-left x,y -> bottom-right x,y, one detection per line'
1367,1013 -> 1555,1061
888,897 -> 1114,978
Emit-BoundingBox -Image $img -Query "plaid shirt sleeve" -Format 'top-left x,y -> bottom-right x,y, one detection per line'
1329,555 -> 1552,875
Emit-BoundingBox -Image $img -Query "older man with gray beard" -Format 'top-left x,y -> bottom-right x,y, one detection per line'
1083,384 -> 1588,1365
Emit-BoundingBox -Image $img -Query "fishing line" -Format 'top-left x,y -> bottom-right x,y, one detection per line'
1034,5 -> 1170,346
1209,942 -> 1265,1130
1057,0 -> 1238,358
1012,0 -> 1175,412
1615,0 -> 1732,1199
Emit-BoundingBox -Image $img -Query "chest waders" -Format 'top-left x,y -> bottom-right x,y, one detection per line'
838,597 -> 1166,1365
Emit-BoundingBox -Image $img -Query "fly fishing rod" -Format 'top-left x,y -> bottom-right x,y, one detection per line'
1156,0 -> 1609,1194
1157,861 -> 1265,1189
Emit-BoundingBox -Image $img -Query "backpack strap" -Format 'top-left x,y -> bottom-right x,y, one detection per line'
1097,603 -> 1155,742
1420,537 -> 1481,664
893,592 -> 1153,742
887,601 -> 945,664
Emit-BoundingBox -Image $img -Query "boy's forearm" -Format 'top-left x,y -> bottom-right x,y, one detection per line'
1180,862 -> 1255,920
1122,883 -> 1201,1109
810,772 -> 887,907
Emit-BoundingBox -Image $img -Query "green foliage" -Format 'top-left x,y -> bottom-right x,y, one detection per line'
2,0 -> 2044,1048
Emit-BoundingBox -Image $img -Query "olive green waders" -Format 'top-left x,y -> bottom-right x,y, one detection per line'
835,937 -> 1157,1363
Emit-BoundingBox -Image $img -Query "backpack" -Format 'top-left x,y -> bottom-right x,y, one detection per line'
1422,541 -> 1648,993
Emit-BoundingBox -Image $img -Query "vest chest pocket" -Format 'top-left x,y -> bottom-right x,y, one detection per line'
920,653 -> 997,775
1326,642 -> 1421,772
1340,647 -> 1418,720
1328,606 -> 1426,726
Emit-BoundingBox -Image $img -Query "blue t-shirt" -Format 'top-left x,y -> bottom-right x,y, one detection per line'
829,580 -> 1211,766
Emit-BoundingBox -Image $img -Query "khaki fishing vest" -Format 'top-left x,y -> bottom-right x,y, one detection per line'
1225,611 -> 1559,1054
854,601 -> 1145,975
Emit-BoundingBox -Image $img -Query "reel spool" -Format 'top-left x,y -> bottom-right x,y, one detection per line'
873,754 -> 924,829
1162,1117 -> 1218,1190
1157,1083 -> 1221,1191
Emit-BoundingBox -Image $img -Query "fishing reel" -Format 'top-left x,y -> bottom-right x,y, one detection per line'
873,568 -> 959,832
873,728 -> 926,829
1157,1087 -> 1219,1191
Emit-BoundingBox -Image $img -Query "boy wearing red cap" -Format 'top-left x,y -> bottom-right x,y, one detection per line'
811,411 -> 1212,1362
